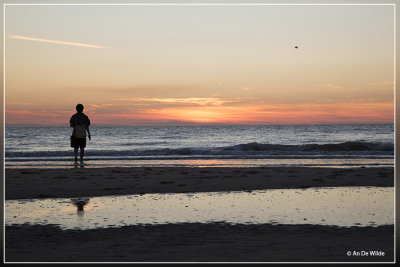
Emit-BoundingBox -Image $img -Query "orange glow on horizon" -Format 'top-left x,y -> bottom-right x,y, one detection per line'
5,101 -> 394,126
139,102 -> 394,125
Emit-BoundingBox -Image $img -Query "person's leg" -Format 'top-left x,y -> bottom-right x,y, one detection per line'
80,147 -> 84,163
74,147 -> 78,162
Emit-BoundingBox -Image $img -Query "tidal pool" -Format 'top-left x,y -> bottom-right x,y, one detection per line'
5,187 -> 393,230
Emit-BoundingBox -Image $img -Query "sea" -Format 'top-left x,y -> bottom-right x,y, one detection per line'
5,124 -> 395,230
4,124 -> 394,168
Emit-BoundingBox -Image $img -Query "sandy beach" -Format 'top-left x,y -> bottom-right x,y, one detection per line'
5,166 -> 394,200
5,223 -> 394,262
4,166 -> 395,263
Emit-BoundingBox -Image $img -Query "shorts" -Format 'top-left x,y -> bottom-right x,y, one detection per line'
70,136 -> 86,148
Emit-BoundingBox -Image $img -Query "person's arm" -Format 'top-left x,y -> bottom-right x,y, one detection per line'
87,127 -> 91,140
86,116 -> 91,140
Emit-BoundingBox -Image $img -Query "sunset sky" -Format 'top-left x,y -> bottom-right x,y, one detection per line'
4,3 -> 395,126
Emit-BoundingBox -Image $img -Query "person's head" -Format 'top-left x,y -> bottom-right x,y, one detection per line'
76,104 -> 84,113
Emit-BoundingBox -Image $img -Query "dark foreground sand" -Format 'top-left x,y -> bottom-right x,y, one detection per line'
4,167 -> 395,263
5,223 -> 394,262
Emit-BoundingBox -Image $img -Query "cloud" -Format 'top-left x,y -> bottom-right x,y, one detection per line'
138,102 -> 394,125
112,97 -> 244,106
9,35 -> 111,49
313,84 -> 343,89
5,109 -> 72,125
7,102 -> 35,106
365,81 -> 394,87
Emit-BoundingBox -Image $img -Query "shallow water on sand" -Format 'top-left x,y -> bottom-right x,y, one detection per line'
5,187 -> 393,230
5,157 -> 394,169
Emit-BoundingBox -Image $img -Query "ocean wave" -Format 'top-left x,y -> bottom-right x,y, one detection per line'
5,141 -> 394,159
228,141 -> 394,152
118,141 -> 168,146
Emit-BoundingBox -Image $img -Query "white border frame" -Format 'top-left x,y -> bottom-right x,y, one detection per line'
2,2 -> 397,264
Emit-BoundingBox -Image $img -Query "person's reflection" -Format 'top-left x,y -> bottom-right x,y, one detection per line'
71,198 -> 90,212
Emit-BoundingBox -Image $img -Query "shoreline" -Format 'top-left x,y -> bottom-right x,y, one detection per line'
5,166 -> 394,200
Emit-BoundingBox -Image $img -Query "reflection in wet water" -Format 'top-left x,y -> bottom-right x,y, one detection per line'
71,198 -> 90,211
5,187 -> 393,230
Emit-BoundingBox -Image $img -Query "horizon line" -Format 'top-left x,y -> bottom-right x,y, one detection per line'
4,122 -> 394,127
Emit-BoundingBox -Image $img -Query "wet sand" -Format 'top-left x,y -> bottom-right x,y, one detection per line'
5,166 -> 394,200
4,166 -> 395,262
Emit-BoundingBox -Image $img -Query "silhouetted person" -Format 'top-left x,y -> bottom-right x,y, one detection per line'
70,104 -> 91,164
